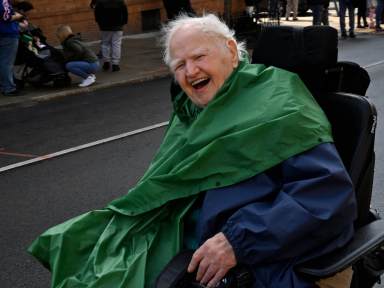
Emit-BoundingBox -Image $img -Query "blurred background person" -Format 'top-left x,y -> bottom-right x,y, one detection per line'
56,25 -> 99,87
368,0 -> 376,28
308,0 -> 326,25
321,0 -> 330,25
94,0 -> 128,72
285,0 -> 299,20
339,0 -> 356,38
357,0 -> 369,27
162,0 -> 195,20
89,0 -> 96,9
375,0 -> 384,31
0,0 -> 25,96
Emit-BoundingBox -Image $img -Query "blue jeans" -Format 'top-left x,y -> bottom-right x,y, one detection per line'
0,37 -> 19,93
376,0 -> 384,27
339,0 -> 355,33
65,61 -> 100,79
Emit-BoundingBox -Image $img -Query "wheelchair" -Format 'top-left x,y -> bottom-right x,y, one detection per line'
159,26 -> 384,288
251,25 -> 383,287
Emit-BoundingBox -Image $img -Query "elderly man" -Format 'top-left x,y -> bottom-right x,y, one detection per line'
29,14 -> 356,288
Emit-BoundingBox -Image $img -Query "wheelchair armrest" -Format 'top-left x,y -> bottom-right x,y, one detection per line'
297,219 -> 384,278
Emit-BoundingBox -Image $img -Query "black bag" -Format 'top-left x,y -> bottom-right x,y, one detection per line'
155,250 -> 253,288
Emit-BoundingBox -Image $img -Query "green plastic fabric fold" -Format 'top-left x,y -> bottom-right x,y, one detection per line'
28,61 -> 333,288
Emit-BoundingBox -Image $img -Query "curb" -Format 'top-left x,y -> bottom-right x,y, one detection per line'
0,68 -> 171,109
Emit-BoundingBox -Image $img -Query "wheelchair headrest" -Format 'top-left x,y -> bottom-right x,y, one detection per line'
252,25 -> 338,71
252,26 -> 338,94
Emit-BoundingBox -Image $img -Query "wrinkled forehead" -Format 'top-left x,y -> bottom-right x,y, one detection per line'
169,26 -> 226,59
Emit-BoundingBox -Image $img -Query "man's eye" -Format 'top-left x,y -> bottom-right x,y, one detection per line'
175,63 -> 185,71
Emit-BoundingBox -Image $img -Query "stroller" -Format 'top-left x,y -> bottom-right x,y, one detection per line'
14,26 -> 71,89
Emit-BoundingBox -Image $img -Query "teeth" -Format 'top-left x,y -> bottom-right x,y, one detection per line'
191,78 -> 209,86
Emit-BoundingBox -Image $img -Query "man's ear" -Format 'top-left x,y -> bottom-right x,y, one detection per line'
226,39 -> 239,68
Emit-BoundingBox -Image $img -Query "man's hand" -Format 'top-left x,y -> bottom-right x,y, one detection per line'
187,232 -> 237,287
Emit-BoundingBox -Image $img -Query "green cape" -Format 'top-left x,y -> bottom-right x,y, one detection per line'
28,61 -> 333,288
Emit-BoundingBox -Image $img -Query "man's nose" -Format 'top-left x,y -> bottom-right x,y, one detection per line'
185,61 -> 199,77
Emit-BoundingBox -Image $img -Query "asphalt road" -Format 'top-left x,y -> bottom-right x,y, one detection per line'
0,78 -> 173,288
341,34 -> 384,216
1,33 -> 384,288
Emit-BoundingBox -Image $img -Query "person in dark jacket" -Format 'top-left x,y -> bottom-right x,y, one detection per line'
94,0 -> 128,72
162,0 -> 195,20
56,25 -> 99,87
0,0 -> 25,96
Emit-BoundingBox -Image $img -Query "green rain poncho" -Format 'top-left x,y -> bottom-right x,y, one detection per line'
28,60 -> 333,288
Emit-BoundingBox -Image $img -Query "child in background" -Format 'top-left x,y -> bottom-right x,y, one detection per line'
368,0 -> 377,28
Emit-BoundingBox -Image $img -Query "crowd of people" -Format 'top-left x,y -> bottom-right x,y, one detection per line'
270,0 -> 384,36
0,0 -> 383,97
0,0 -> 195,97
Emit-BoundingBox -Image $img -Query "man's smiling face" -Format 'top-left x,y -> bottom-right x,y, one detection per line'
169,26 -> 238,107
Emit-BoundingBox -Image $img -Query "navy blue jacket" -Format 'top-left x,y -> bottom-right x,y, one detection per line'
194,143 -> 356,287
0,0 -> 19,37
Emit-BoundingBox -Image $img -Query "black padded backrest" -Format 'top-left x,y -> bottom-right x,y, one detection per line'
252,25 -> 338,95
318,92 -> 377,227
251,25 -> 371,96
252,26 -> 338,70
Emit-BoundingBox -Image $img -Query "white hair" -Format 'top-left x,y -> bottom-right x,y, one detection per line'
161,13 -> 247,67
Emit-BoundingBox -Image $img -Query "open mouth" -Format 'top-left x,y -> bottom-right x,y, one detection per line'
191,78 -> 210,89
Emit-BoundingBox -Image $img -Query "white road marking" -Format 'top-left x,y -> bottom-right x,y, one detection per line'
0,121 -> 169,173
2,60 -> 384,173
363,60 -> 384,69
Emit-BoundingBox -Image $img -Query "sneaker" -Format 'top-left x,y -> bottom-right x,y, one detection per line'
79,75 -> 96,87
112,64 -> 120,72
376,26 -> 383,32
349,32 -> 356,38
293,17 -> 298,21
341,32 -> 348,39
102,62 -> 110,71
2,89 -> 22,96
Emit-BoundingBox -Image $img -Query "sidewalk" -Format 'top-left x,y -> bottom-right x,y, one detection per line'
0,31 -> 169,108
0,13 -> 380,108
